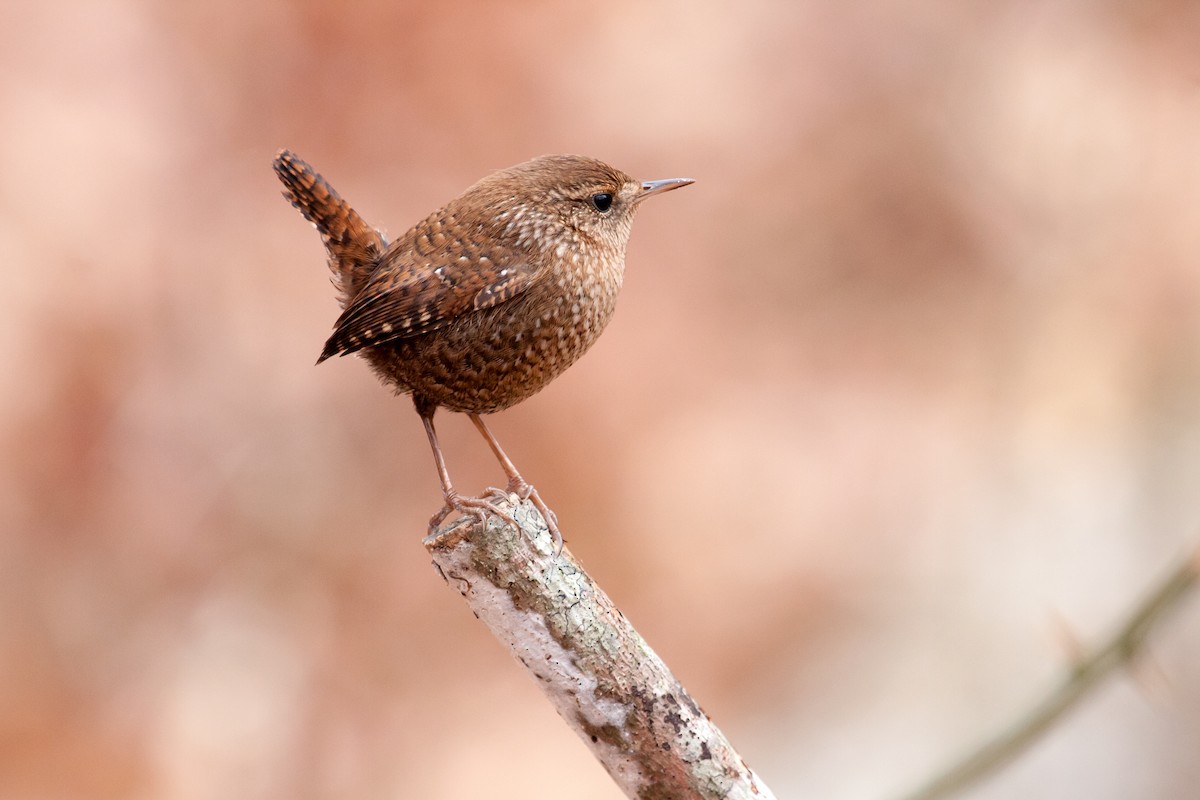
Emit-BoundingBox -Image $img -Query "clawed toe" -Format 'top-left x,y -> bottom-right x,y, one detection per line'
429,491 -> 518,534
506,477 -> 534,501
432,486 -> 563,556
424,464 -> 565,557
512,483 -> 563,555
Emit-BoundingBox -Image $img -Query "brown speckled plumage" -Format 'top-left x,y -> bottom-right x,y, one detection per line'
273,150 -> 692,544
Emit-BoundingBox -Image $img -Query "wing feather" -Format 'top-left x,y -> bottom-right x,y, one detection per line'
317,208 -> 541,361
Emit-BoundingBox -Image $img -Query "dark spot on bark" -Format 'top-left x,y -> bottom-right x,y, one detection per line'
576,714 -> 624,752
680,691 -> 702,718
630,686 -> 656,716
660,693 -> 687,734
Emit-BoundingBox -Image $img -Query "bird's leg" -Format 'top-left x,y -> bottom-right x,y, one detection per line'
420,411 -> 517,534
468,413 -> 562,554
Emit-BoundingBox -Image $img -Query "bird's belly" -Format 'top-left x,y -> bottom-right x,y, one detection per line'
364,285 -> 619,414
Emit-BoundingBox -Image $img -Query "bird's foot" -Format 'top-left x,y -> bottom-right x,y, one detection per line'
428,489 -> 518,536
504,478 -> 563,556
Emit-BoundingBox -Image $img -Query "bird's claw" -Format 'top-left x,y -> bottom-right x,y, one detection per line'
428,490 -> 519,535
502,480 -> 562,555
433,486 -> 564,557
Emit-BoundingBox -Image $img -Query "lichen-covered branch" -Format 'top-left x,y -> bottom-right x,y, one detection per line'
898,544 -> 1200,800
424,494 -> 777,800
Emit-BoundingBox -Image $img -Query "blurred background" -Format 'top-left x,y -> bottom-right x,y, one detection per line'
3,1 -> 1200,798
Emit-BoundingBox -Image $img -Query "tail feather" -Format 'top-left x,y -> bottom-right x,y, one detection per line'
273,149 -> 386,307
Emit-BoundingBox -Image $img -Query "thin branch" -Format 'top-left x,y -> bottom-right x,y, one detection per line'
425,494 -> 778,800
898,543 -> 1200,800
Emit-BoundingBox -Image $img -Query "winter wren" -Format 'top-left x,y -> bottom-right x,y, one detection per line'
273,150 -> 692,547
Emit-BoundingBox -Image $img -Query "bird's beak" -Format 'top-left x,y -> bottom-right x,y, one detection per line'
637,177 -> 694,203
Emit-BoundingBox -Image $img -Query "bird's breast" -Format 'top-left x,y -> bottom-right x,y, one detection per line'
513,252 -> 624,367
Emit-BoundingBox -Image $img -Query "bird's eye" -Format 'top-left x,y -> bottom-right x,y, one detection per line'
590,193 -> 613,213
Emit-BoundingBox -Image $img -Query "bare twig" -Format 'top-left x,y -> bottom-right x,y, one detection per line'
898,544 -> 1200,800
425,494 -> 778,800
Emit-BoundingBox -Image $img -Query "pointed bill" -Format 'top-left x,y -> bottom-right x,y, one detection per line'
637,177 -> 694,202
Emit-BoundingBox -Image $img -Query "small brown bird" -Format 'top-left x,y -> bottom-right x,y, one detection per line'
273,150 -> 692,547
